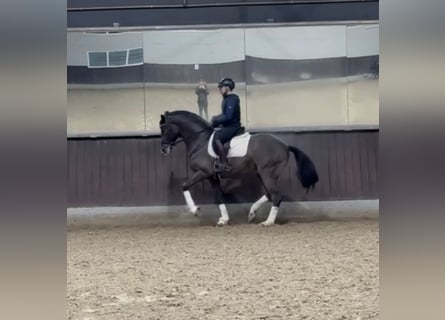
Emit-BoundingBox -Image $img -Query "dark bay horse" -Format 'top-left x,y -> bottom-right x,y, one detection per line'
160,111 -> 319,226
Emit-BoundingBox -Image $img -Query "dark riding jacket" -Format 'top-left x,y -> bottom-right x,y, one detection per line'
211,93 -> 241,128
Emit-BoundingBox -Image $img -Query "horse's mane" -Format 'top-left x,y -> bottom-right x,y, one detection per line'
165,110 -> 211,129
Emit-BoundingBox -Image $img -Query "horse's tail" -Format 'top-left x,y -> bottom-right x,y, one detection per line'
288,146 -> 319,194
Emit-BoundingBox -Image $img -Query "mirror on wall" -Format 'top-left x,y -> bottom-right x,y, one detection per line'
67,24 -> 379,135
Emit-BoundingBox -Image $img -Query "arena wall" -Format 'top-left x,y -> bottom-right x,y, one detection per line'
68,130 -> 378,208
67,5 -> 379,212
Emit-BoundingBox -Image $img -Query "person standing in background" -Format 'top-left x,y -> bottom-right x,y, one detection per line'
195,79 -> 209,120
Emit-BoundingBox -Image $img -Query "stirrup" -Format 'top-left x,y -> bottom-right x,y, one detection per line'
214,161 -> 232,173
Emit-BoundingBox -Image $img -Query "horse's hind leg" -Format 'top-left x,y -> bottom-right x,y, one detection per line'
248,175 -> 271,223
257,170 -> 283,227
248,195 -> 269,223
261,187 -> 282,226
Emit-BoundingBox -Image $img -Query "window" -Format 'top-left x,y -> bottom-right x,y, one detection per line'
109,50 -> 127,66
128,48 -> 143,65
88,52 -> 107,67
87,48 -> 143,68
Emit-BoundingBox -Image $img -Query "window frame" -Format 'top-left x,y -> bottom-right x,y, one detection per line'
87,47 -> 144,68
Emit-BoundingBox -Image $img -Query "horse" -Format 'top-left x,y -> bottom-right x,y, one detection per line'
159,110 -> 319,226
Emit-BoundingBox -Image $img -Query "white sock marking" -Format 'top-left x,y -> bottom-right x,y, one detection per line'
250,195 -> 269,213
218,204 -> 229,222
183,190 -> 198,213
265,206 -> 279,224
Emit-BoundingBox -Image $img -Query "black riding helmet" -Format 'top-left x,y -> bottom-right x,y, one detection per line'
217,78 -> 235,90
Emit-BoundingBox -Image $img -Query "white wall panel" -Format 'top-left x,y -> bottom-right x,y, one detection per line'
245,26 -> 347,60
68,25 -> 379,66
142,29 -> 245,64
346,25 -> 379,58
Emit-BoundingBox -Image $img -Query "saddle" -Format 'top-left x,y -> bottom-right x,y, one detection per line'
223,126 -> 245,151
208,127 -> 250,159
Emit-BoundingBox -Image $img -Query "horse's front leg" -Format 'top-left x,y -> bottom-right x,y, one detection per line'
209,178 -> 229,226
182,171 -> 208,216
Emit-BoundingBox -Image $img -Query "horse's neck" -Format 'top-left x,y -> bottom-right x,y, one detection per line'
175,119 -> 210,152
188,131 -> 210,155
176,123 -> 195,139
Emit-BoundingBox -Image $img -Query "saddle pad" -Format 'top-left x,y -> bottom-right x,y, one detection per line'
208,131 -> 251,158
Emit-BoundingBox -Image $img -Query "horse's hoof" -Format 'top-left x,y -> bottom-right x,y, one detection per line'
192,207 -> 200,217
216,218 -> 229,226
248,211 -> 256,223
260,221 -> 274,227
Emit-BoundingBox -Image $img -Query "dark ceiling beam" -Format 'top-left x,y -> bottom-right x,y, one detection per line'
68,0 -> 377,12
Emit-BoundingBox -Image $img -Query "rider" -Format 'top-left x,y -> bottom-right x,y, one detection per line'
211,78 -> 241,173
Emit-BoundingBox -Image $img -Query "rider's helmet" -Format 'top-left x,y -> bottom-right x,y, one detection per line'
217,78 -> 235,90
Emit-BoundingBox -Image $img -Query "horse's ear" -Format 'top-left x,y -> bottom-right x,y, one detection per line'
160,114 -> 166,124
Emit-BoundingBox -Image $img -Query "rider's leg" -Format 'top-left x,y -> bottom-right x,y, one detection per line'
214,139 -> 228,163
213,126 -> 241,172
213,138 -> 231,172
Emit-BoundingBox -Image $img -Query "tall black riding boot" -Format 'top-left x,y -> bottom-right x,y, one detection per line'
214,140 -> 232,173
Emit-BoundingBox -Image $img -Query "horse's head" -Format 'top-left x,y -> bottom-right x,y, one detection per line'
159,110 -> 211,155
159,113 -> 180,155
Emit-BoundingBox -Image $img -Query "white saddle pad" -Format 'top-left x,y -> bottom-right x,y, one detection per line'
208,131 -> 251,158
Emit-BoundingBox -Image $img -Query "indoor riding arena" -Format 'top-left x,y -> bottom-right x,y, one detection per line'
67,1 -> 379,319
68,222 -> 378,320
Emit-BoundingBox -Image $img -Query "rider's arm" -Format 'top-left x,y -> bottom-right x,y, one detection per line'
211,96 -> 236,127
211,112 -> 226,127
